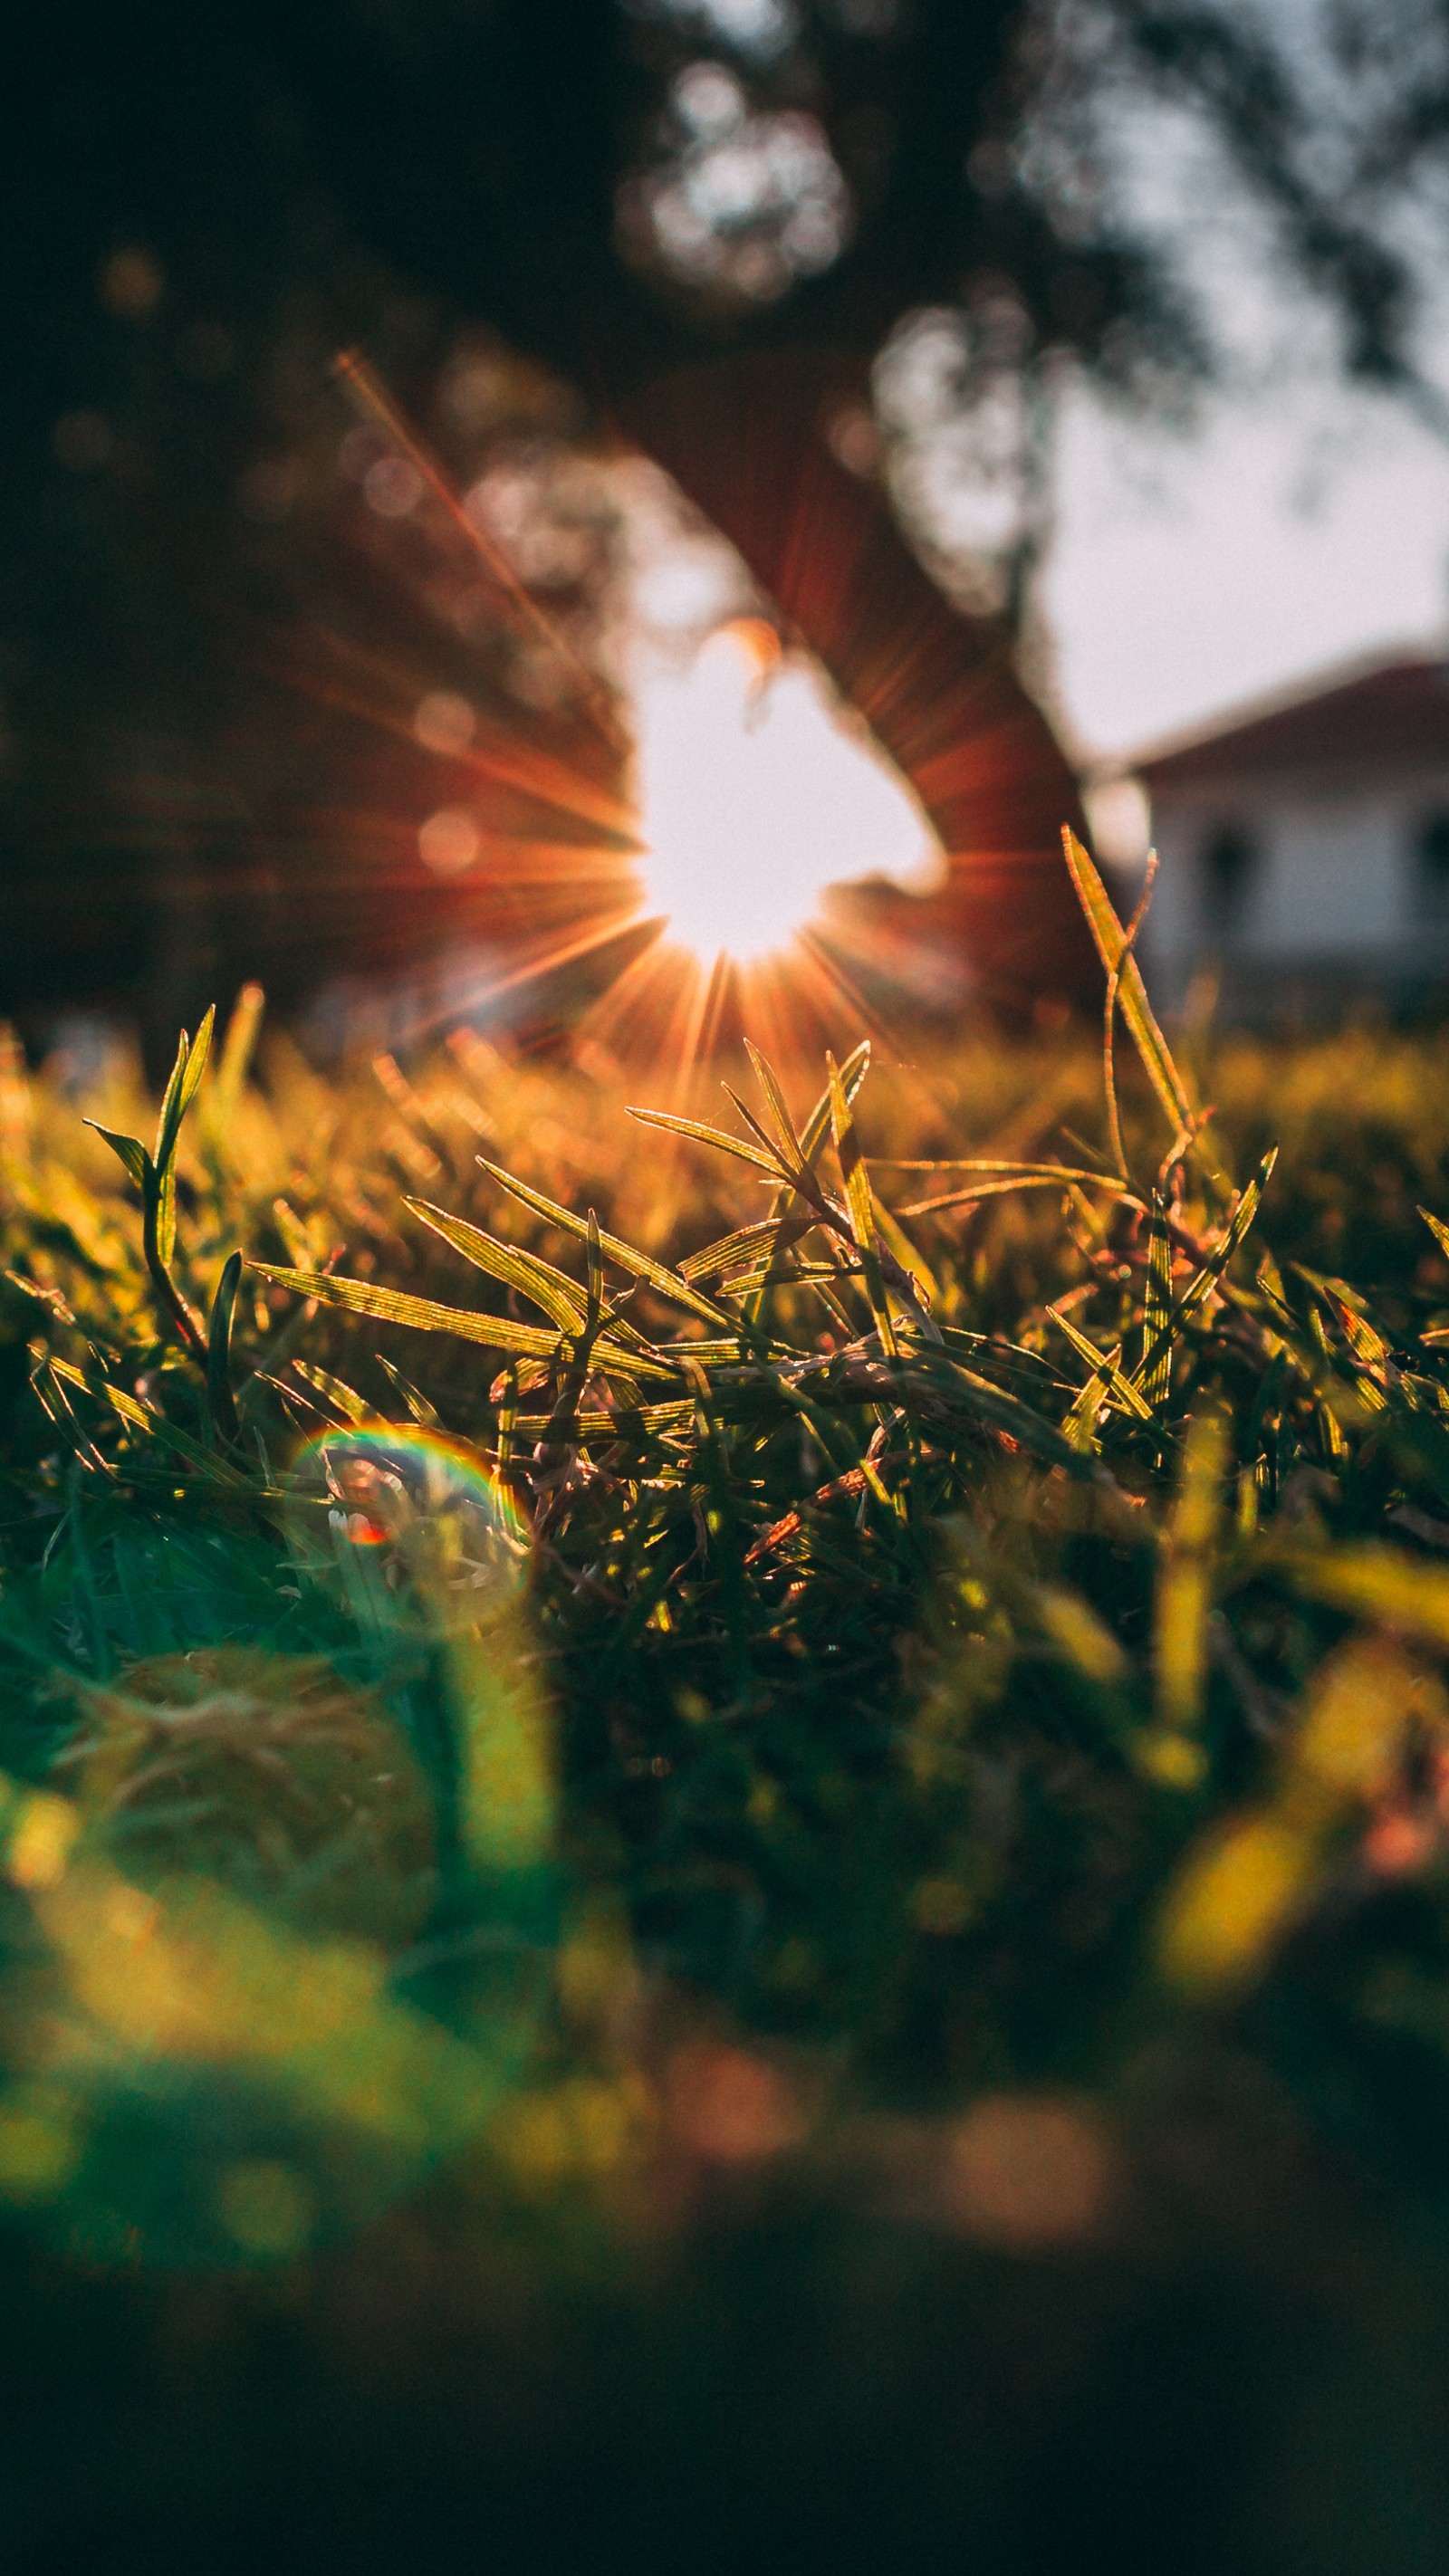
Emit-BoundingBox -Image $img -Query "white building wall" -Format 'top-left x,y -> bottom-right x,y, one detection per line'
1140,763 -> 1449,1010
1253,799 -> 1400,953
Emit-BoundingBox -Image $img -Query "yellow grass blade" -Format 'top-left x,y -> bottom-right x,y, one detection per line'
1061,827 -> 1194,1137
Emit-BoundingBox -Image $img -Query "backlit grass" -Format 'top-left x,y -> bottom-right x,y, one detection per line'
4,839 -> 1449,2561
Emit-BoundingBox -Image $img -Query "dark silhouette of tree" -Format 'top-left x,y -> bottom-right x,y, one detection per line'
2,0 -> 1445,1039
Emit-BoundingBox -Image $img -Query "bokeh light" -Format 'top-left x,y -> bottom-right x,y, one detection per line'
419,808 -> 483,876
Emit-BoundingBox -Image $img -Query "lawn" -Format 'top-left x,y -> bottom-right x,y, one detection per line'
4,839 -> 1449,2570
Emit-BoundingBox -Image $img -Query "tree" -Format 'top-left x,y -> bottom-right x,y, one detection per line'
3,0 -> 1444,1035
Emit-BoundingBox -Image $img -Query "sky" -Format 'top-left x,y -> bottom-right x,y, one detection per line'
1034,32 -> 1449,771
1044,379 -> 1449,765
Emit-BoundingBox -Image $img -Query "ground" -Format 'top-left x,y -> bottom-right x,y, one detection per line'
3,873 -> 1449,2569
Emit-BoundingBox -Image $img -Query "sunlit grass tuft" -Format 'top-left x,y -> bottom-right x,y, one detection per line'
2,838 -> 1449,2289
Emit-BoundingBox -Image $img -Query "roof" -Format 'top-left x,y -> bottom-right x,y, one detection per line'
1127,653 -> 1449,790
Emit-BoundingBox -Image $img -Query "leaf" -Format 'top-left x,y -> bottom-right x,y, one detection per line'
250,1262 -> 560,1359
85,1124 -> 149,1191
626,1106 -> 782,1179
249,1260 -> 672,1378
1051,1307 -> 1155,1423
744,1040 -> 812,1186
1128,1147 -> 1278,1395
1142,1197 -> 1175,1409
153,1148 -> 178,1270
291,1358 -> 371,1424
873,1197 -> 939,1308
175,1001 -> 216,1128
679,1215 -> 816,1283
405,1199 -> 587,1334
797,1039 -> 869,1170
1421,1206 -> 1449,1264
153,1028 -> 191,1172
374,1355 -> 440,1428
206,1248 -> 243,1439
508,1400 -> 696,1443
154,1005 -> 216,1172
475,1156 -> 734,1331
49,1355 -> 253,1492
897,1164 -> 1136,1218
1061,827 -> 1194,1137
716,1260 -> 859,1295
828,1050 -> 897,1356
51,1354 -> 150,1430
585,1208 -> 604,1344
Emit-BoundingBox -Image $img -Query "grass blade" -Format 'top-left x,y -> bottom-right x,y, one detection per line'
744,1040 -> 812,1186
206,1248 -> 243,1440
1141,1197 -> 1175,1409
679,1215 -> 816,1283
1061,827 -> 1194,1139
406,1199 -> 587,1333
475,1157 -> 735,1330
85,1124 -> 149,1191
828,1050 -> 897,1357
626,1106 -> 782,1178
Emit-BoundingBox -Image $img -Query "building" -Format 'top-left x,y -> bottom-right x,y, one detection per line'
1126,654 -> 1449,1016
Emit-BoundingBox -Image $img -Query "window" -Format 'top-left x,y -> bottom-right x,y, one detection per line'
1415,811 -> 1449,924
1198,822 -> 1256,943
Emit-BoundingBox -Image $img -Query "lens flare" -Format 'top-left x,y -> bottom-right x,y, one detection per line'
286,1429 -> 551,1878
631,618 -> 943,963
286,1425 -> 528,1625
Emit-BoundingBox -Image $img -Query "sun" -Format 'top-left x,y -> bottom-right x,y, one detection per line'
630,618 -> 943,963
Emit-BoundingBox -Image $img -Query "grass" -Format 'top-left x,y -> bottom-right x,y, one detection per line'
5,837 -> 1449,2565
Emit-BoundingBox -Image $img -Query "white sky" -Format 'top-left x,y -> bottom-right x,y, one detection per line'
1033,28 -> 1449,768
1043,379 -> 1449,761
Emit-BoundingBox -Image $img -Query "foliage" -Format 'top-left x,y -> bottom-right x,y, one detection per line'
5,846 -> 1449,2559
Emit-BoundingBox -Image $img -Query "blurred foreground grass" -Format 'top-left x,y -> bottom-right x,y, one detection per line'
5,847 -> 1449,2568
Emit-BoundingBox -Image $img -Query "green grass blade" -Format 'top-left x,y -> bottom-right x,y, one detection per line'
475,1156 -> 735,1330
585,1209 -> 604,1343
406,1198 -> 588,1333
828,1050 -> 897,1357
290,1358 -> 371,1424
744,1040 -> 811,1184
1142,1197 -> 1175,1409
627,1105 -> 781,1177
1128,1147 -> 1278,1396
1061,827 -> 1194,1138
898,1165 -> 1139,1217
1420,1206 -> 1449,1264
721,1085 -> 804,1183
250,1262 -> 563,1361
797,1039 -> 869,1169
250,1259 -> 675,1379
85,1124 -> 149,1191
206,1247 -> 243,1440
1052,1307 -> 1155,1423
154,1005 -> 216,1171
679,1215 -> 816,1283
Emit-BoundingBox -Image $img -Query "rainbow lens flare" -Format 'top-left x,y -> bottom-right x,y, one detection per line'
286,1427 -> 552,1878
285,1425 -> 529,1628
